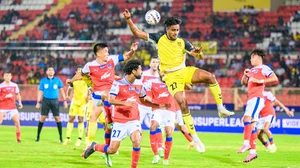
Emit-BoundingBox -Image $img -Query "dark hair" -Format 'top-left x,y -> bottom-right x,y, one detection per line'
76,65 -> 83,69
250,48 -> 267,58
93,43 -> 108,55
3,71 -> 11,75
150,56 -> 159,60
47,66 -> 54,70
164,17 -> 182,27
123,60 -> 141,75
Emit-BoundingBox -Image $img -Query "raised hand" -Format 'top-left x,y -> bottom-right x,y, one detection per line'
123,9 -> 132,20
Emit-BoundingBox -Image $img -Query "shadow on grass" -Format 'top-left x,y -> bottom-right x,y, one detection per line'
203,154 -> 244,167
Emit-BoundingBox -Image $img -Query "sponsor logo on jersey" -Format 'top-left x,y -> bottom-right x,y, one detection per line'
158,92 -> 169,98
101,72 -> 111,80
126,96 -> 137,102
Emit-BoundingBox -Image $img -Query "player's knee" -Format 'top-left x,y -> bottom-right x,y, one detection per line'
165,130 -> 172,137
263,127 -> 269,133
132,139 -> 141,148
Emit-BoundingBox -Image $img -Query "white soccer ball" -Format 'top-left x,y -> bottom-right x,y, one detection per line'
145,9 -> 161,25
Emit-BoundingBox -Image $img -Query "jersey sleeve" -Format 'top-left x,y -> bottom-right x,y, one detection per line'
109,81 -> 119,96
148,33 -> 163,44
266,91 -> 276,102
110,54 -> 124,65
82,62 -> 90,74
183,38 -> 194,51
39,79 -> 44,91
262,65 -> 274,77
143,80 -> 152,91
58,78 -> 64,88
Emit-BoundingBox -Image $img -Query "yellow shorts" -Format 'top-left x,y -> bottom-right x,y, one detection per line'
69,103 -> 86,117
163,66 -> 197,95
98,112 -> 105,125
85,100 -> 93,121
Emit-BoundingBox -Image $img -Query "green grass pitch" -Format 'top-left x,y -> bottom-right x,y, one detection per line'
0,126 -> 299,168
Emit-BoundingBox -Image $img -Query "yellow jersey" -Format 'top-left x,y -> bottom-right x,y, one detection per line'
148,33 -> 194,73
70,80 -> 88,105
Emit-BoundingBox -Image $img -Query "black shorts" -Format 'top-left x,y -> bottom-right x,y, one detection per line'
41,98 -> 59,116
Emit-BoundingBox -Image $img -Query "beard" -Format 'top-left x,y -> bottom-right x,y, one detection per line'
134,74 -> 142,79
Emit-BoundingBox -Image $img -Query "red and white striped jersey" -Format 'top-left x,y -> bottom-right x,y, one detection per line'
109,77 -> 144,123
82,55 -> 123,91
247,64 -> 273,100
260,91 -> 276,118
0,81 -> 19,110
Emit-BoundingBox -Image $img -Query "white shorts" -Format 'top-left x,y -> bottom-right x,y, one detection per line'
92,91 -> 104,107
0,109 -> 18,118
111,120 -> 141,141
257,115 -> 276,129
175,110 -> 184,126
244,97 -> 265,121
138,104 -> 152,123
151,109 -> 176,128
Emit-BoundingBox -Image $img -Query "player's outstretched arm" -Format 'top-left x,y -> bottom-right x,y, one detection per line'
123,42 -> 139,61
274,99 -> 294,117
66,71 -> 82,84
108,94 -> 136,107
123,9 -> 148,40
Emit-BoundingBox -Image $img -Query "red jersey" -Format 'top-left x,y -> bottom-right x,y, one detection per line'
143,78 -> 175,112
82,55 -> 123,91
246,65 -> 273,100
109,77 -> 144,123
0,81 -> 19,110
260,91 -> 276,117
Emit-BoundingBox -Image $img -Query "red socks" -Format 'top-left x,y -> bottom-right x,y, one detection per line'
244,122 -> 252,141
131,147 -> 140,168
164,137 -> 172,160
150,131 -> 158,155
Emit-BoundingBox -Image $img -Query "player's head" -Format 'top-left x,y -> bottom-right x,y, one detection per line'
3,71 -> 12,82
250,48 -> 266,66
46,66 -> 55,78
93,43 -> 109,61
150,56 -> 159,72
123,60 -> 142,79
76,65 -> 82,73
164,17 -> 181,40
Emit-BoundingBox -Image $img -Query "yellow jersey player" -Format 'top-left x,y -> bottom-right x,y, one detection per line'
123,9 -> 234,152
63,66 -> 88,146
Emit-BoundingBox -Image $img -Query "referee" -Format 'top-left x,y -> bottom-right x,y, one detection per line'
35,66 -> 68,142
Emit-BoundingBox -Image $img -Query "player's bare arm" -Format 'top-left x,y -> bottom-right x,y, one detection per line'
241,69 -> 250,85
274,99 -> 294,117
16,93 -> 23,109
188,46 -> 204,60
59,88 -> 68,109
123,42 -> 139,61
123,9 -> 148,40
66,71 -> 84,84
36,90 -> 43,110
66,87 -> 73,101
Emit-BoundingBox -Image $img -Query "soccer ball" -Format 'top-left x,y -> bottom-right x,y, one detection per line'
145,9 -> 161,25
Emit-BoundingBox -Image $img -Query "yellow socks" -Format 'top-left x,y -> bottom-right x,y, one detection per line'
182,113 -> 196,136
209,83 -> 223,105
78,122 -> 84,139
66,122 -> 74,138
88,121 -> 97,143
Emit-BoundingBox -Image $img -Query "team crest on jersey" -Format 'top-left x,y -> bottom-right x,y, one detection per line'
177,41 -> 182,47
135,88 -> 140,93
159,84 -> 165,88
251,69 -> 258,73
53,84 -> 58,89
99,64 -> 106,69
44,84 -> 49,89
107,64 -> 112,69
